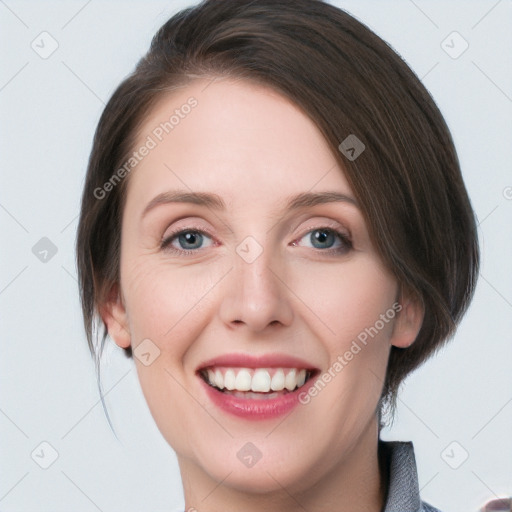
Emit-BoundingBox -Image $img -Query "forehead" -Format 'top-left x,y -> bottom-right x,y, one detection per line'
127,77 -> 353,212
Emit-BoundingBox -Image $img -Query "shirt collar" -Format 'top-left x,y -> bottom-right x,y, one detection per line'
380,440 -> 423,512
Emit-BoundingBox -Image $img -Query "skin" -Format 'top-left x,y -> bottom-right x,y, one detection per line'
102,77 -> 423,512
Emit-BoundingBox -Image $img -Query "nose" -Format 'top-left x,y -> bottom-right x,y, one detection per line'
218,241 -> 294,333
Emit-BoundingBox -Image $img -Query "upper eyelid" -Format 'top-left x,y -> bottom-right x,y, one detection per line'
161,215 -> 351,237
300,219 -> 351,236
153,203 -> 359,242
291,219 -> 352,243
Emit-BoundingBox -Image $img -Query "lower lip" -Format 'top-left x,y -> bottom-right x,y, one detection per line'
198,374 -> 317,420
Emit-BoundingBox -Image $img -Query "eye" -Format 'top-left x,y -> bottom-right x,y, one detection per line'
160,228 -> 214,254
292,227 -> 352,255
160,226 -> 352,256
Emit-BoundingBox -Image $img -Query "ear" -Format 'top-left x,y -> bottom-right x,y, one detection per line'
390,286 -> 424,348
99,283 -> 131,349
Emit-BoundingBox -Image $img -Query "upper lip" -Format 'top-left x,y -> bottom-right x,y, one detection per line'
196,353 -> 320,372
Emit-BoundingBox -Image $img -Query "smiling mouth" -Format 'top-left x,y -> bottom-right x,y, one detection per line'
198,367 -> 317,398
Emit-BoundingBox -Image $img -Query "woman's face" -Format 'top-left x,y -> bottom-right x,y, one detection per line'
104,77 -> 421,498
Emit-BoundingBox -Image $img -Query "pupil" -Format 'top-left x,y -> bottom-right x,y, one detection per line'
180,232 -> 201,249
312,229 -> 333,248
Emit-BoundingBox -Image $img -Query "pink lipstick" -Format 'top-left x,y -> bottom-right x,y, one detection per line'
196,353 -> 319,420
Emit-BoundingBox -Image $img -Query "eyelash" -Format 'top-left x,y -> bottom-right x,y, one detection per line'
160,225 -> 353,256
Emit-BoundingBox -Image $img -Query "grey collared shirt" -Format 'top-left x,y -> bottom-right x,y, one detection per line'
381,440 -> 442,512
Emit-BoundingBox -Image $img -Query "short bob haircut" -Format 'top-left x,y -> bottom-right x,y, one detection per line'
76,0 -> 479,424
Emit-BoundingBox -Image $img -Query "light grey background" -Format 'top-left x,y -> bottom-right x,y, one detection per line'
1,1 -> 511,511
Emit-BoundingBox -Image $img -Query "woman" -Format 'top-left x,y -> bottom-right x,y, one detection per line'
76,1 -> 479,510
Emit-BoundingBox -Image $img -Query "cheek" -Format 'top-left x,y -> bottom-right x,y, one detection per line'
121,256 -> 228,347
120,257 -> 227,451
290,255 -> 398,348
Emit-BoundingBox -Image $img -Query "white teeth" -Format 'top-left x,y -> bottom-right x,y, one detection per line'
270,369 -> 285,391
207,369 -> 217,388
203,367 -> 310,393
234,369 -> 252,391
214,369 -> 224,389
224,369 -> 236,390
251,369 -> 271,392
284,369 -> 297,391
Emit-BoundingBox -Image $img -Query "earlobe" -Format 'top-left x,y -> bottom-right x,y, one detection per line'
99,283 -> 131,349
390,290 -> 424,349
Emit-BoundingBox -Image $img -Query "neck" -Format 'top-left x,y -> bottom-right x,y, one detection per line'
178,416 -> 387,512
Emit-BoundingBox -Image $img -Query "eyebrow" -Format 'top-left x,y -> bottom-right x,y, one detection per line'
142,190 -> 359,218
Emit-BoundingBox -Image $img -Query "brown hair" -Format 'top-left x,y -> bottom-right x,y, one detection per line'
76,0 -> 479,426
